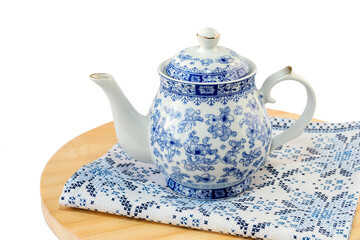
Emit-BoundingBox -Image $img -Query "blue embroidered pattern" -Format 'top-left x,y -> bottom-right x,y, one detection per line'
60,118 -> 360,240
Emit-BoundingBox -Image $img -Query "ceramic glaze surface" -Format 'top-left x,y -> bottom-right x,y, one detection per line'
149,72 -> 272,198
90,27 -> 316,199
166,27 -> 249,83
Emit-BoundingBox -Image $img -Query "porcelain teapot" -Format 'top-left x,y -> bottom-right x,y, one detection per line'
90,27 -> 316,199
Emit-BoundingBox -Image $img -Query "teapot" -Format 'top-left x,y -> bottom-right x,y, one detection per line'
90,27 -> 316,199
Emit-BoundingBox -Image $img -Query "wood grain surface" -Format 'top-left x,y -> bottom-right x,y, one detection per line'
40,109 -> 360,240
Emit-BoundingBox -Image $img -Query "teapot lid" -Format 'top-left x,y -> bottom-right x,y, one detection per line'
166,27 -> 250,83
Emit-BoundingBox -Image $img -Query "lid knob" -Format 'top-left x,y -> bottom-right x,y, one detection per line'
166,27 -> 250,82
197,27 -> 220,50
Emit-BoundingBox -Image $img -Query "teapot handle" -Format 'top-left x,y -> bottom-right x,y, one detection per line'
258,66 -> 316,151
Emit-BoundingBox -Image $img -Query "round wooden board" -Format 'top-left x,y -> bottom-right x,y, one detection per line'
40,109 -> 360,240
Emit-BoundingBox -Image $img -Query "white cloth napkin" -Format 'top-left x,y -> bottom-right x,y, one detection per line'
59,117 -> 360,240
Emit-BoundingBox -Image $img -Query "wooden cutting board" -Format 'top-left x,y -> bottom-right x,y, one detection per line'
40,109 -> 360,240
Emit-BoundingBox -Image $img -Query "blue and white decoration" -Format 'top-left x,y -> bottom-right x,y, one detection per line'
60,118 -> 360,240
166,27 -> 250,82
150,72 -> 272,199
166,48 -> 250,83
159,74 -> 255,106
90,27 -> 317,202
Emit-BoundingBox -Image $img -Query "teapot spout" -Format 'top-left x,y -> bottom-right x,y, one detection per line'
90,73 -> 152,162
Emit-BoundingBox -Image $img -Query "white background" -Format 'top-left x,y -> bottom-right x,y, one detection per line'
1,0 -> 360,239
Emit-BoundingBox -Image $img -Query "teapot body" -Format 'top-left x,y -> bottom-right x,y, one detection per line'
148,61 -> 272,199
91,28 -> 316,200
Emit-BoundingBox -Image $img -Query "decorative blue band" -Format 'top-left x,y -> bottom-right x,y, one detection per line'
166,61 -> 250,83
160,74 -> 255,97
159,74 -> 256,106
166,177 -> 252,199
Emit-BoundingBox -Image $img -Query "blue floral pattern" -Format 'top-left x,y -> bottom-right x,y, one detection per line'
234,105 -> 243,115
222,167 -> 248,180
216,55 -> 234,64
247,98 -> 259,111
222,139 -> 246,167
164,106 -> 181,120
169,166 -> 190,182
194,173 -> 216,183
166,47 -> 250,82
177,108 -> 203,133
150,109 -> 182,164
149,87 -> 272,196
241,148 -> 262,167
240,112 -> 272,149
205,107 -> 237,141
182,130 -> 220,173
177,54 -> 214,66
